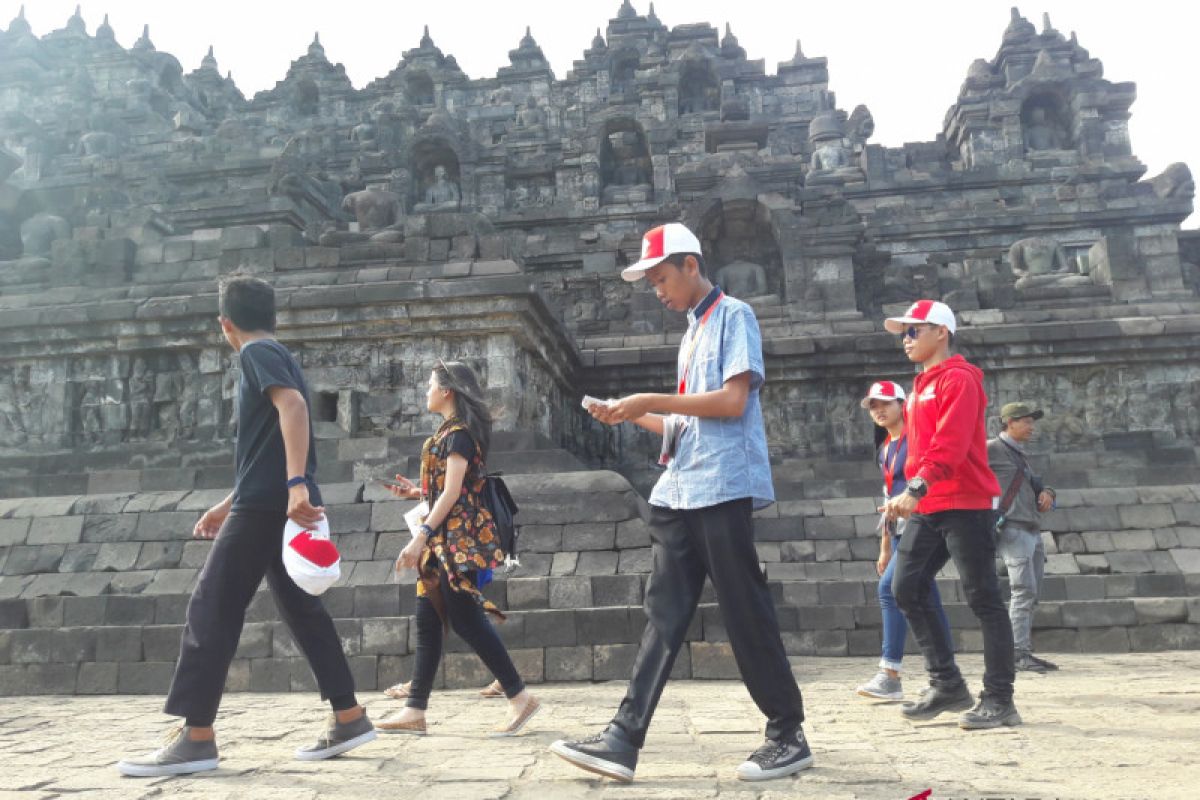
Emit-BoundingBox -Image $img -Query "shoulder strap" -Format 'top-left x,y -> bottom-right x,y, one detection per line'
996,438 -> 1032,515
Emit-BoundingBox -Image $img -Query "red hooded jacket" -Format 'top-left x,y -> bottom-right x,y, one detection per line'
904,354 -> 1000,513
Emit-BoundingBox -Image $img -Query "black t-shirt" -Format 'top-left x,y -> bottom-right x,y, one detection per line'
231,339 -> 321,513
430,431 -> 477,504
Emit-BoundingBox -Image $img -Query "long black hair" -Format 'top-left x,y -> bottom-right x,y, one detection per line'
434,359 -> 493,460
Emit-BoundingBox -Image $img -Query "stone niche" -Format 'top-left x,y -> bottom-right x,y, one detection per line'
411,138 -> 462,213
1021,90 -> 1072,153
697,199 -> 783,302
608,48 -> 639,100
599,118 -> 652,205
405,71 -> 435,106
678,60 -> 719,116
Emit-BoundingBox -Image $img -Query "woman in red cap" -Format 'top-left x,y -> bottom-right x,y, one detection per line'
856,380 -> 951,702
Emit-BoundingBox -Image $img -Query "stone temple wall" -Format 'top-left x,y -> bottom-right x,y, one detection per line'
0,3 -> 1196,481
0,4 -> 1198,689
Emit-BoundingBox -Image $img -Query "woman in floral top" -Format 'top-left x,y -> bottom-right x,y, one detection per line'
376,360 -> 540,736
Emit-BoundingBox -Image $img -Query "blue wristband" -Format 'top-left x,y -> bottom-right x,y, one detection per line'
286,476 -> 307,489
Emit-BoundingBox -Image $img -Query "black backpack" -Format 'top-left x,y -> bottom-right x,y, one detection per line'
481,472 -> 520,569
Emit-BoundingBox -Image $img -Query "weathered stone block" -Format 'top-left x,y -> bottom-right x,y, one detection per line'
26,517 -> 84,546
546,646 -> 593,681
77,662 -> 119,694
1061,600 -> 1136,628
593,643 -> 638,680
549,576 -> 592,609
361,618 -> 409,656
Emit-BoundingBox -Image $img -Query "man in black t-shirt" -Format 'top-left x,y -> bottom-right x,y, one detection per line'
117,277 -> 375,778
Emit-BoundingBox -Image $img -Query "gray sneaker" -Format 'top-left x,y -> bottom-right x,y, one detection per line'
295,711 -> 377,761
116,726 -> 219,777
856,671 -> 903,701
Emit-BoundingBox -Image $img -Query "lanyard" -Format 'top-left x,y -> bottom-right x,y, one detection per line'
882,434 -> 904,496
678,292 -> 724,394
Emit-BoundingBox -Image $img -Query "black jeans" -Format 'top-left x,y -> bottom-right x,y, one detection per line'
406,568 -> 524,710
165,510 -> 357,726
611,498 -> 804,748
891,509 -> 1016,701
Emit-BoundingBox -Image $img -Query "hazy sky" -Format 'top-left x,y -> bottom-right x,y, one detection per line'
7,0 -> 1197,226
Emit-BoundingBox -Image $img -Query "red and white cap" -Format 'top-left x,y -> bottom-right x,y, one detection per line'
884,299 -> 957,335
860,380 -> 907,408
620,223 -> 703,282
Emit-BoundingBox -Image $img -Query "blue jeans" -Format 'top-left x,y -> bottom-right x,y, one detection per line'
879,532 -> 952,671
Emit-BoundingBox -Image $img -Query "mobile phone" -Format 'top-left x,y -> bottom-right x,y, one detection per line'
581,395 -> 608,409
375,478 -> 405,489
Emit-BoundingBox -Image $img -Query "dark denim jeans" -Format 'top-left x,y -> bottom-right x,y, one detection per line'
891,509 -> 1016,701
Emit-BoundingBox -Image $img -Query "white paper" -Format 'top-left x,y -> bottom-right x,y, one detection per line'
404,501 -> 430,537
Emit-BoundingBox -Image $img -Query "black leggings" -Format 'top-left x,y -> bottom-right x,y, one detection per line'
406,569 -> 524,710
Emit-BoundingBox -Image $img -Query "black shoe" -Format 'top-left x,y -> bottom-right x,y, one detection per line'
1015,652 -> 1049,674
1029,653 -> 1059,671
550,729 -> 638,783
959,692 -> 1022,730
735,728 -> 814,781
900,682 -> 973,721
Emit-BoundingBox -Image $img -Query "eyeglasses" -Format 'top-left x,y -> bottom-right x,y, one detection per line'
900,325 -> 928,340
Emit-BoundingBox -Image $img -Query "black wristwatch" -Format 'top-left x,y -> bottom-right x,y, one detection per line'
905,477 -> 928,499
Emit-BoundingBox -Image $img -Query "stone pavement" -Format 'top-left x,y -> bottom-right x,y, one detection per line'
0,653 -> 1194,800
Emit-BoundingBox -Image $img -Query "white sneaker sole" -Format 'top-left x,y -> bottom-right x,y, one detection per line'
736,753 -> 814,781
549,741 -> 635,783
294,729 -> 378,761
117,757 -> 219,777
857,688 -> 904,701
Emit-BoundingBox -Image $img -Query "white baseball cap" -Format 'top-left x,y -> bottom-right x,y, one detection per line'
860,380 -> 907,408
884,299 -> 957,335
620,223 -> 703,282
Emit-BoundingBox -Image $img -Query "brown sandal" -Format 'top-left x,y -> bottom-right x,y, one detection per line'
491,695 -> 541,737
479,679 -> 504,698
383,680 -> 412,700
378,713 -> 427,735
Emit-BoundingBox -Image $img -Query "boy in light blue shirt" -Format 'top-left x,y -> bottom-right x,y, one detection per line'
550,223 -> 810,784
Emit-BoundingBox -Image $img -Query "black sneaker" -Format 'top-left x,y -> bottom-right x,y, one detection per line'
1015,652 -> 1049,673
959,692 -> 1022,730
1029,653 -> 1059,671
549,729 -> 638,783
900,682 -> 973,721
735,728 -> 814,781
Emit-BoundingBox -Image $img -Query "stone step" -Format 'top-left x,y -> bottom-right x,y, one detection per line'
2,596 -> 1197,695
4,571 -> 1197,631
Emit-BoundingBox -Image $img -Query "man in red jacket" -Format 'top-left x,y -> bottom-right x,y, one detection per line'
880,300 -> 1020,730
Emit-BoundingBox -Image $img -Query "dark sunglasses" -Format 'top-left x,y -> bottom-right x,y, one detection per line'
900,325 -> 935,340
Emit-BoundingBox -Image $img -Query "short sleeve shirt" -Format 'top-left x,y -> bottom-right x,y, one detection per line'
231,339 -> 321,513
649,288 -> 775,511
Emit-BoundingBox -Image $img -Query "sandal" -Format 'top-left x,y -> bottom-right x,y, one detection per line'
479,679 -> 504,698
491,695 -> 541,737
382,680 -> 412,700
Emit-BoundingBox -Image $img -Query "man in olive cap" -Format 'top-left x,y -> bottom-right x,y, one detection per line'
988,402 -> 1058,673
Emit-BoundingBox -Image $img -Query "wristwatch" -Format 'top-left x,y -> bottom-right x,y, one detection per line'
905,477 -> 928,499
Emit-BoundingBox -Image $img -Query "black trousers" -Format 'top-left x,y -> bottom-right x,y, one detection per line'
891,509 -> 1016,701
164,510 -> 356,726
611,498 -> 804,747
406,568 -> 524,710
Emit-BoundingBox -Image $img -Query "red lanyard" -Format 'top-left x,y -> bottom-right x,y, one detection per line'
678,292 -> 724,394
882,434 -> 904,496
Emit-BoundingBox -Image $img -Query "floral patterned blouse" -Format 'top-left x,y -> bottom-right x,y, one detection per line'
416,417 -> 506,622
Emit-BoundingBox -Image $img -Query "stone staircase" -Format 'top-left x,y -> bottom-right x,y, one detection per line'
2,459 -> 1198,695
